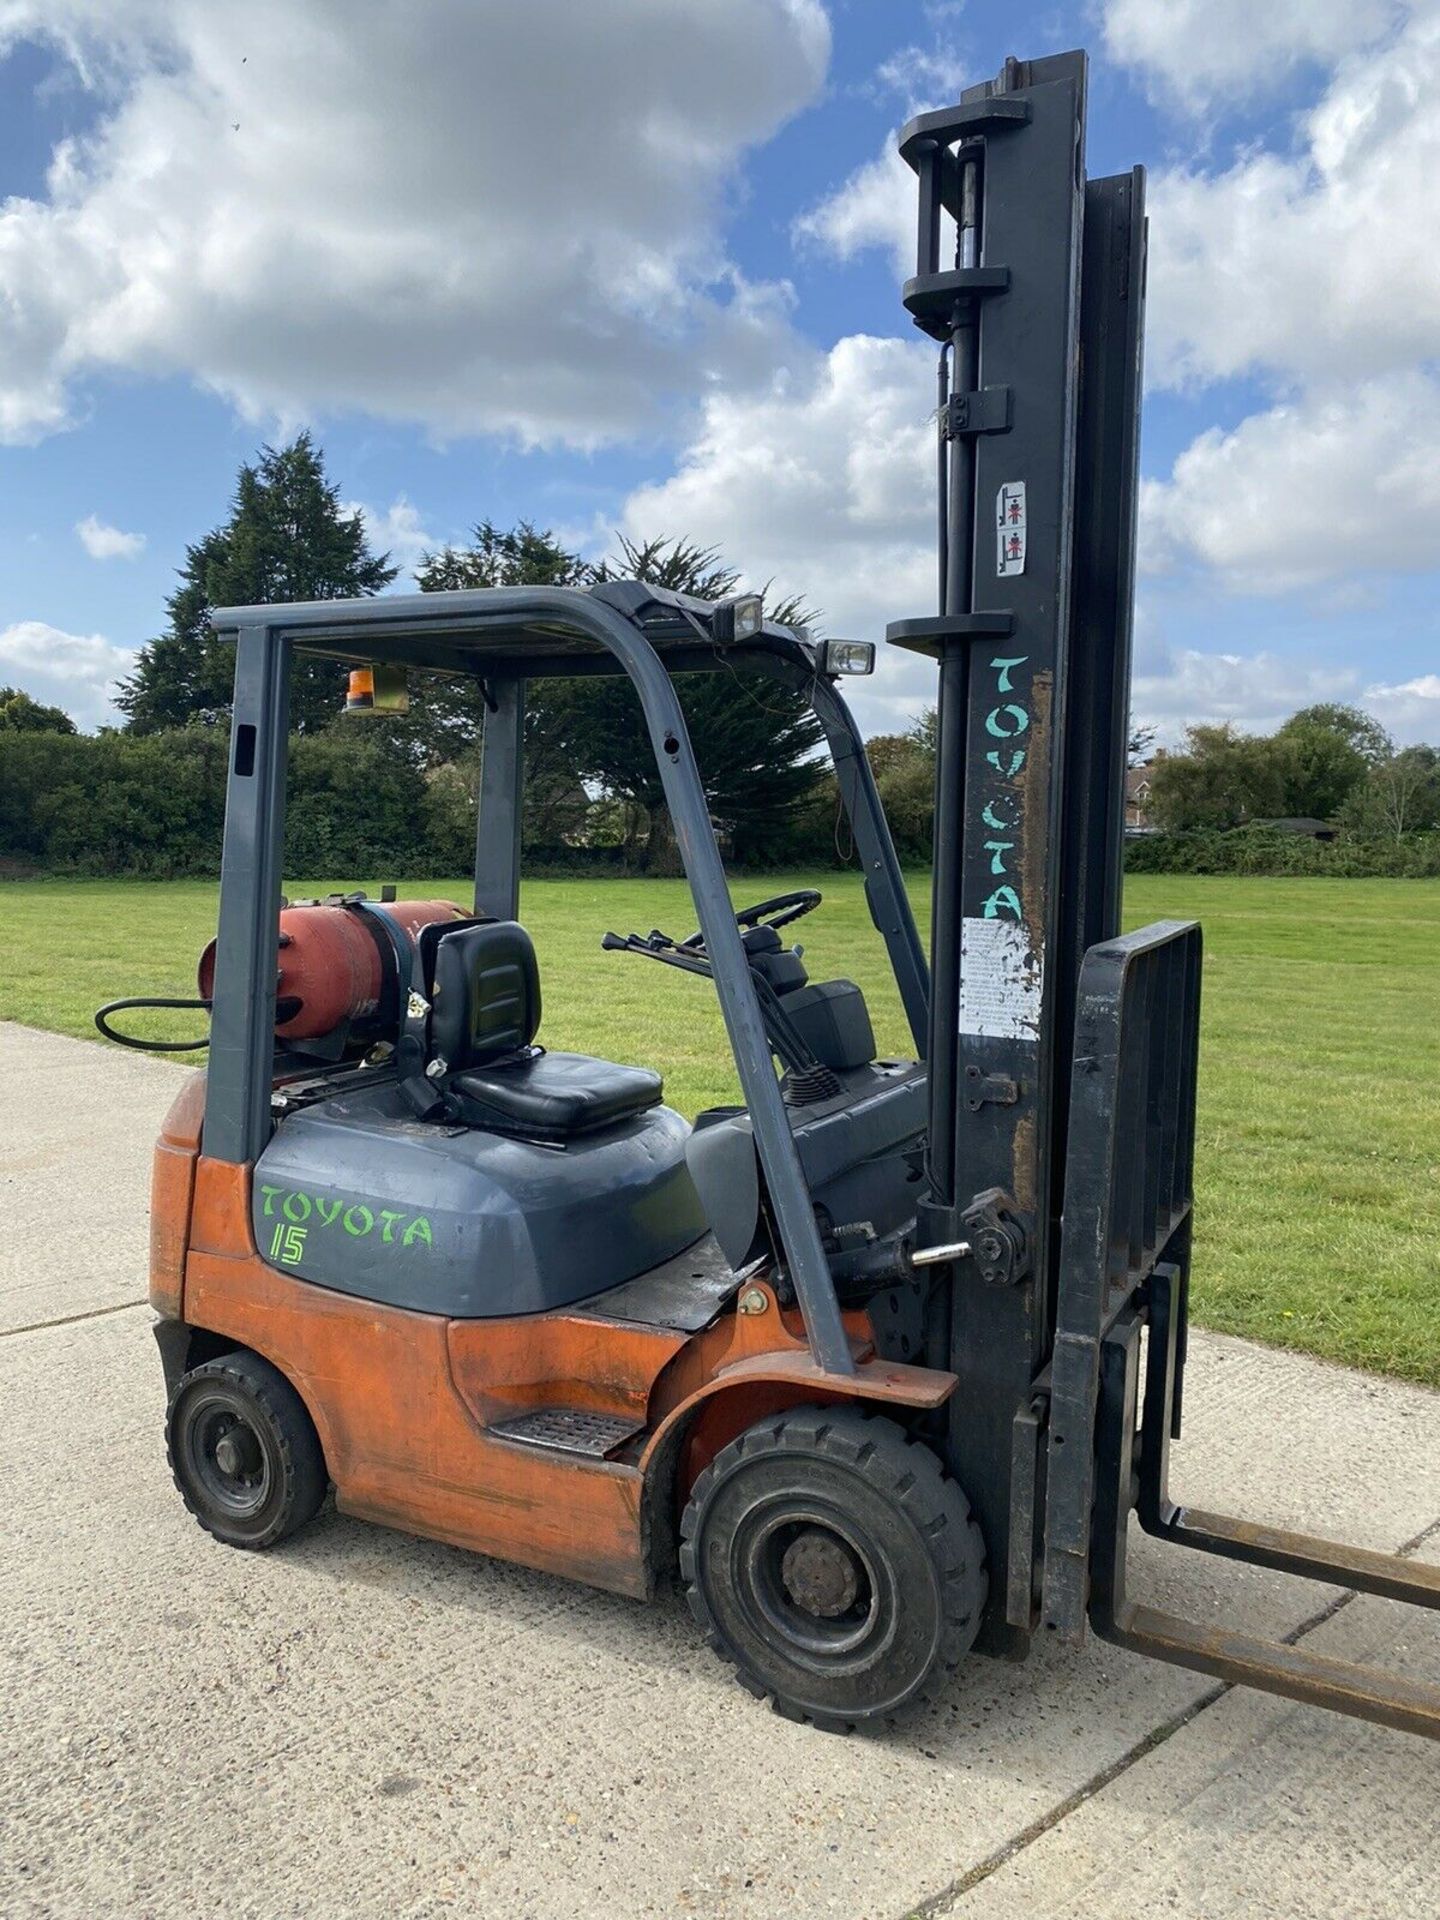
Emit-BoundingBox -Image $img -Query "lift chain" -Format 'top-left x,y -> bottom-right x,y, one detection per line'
960,1186 -> 1030,1287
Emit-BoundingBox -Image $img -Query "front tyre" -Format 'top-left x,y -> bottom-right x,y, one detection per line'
166,1350 -> 327,1550
679,1407 -> 986,1732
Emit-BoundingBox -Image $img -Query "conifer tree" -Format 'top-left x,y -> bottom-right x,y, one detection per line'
419,526 -> 826,870
117,434 -> 396,734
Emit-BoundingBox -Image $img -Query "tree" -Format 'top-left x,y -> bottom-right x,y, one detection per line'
865,717 -> 935,863
1281,703 -> 1392,766
418,523 -> 828,871
1273,707 -> 1373,820
419,518 -> 584,596
866,710 -> 935,781
413,521 -> 591,834
1144,704 -> 1418,835
1344,744 -> 1440,842
117,434 -> 397,735
910,705 -> 938,759
1146,724 -> 1287,832
544,534 -> 825,871
284,729 -> 430,877
0,686 -> 76,734
1127,723 -> 1155,768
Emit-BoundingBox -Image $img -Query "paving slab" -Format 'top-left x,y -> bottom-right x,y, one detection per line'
945,1570 -> 1440,1919
0,1022 -> 181,1333
1,1022 -> 1437,1919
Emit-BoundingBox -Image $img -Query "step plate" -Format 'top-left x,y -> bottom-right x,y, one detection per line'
488,1408 -> 643,1459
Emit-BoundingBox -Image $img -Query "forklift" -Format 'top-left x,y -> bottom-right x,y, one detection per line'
104,49 -> 1439,1736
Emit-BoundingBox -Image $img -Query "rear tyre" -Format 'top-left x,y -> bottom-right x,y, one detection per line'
166,1350 -> 327,1550
679,1407 -> 986,1732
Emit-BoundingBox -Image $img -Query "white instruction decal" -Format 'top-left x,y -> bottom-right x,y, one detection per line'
959,916 -> 1042,1041
996,481 -> 1027,577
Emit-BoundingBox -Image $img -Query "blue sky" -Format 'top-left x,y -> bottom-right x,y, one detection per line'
1,0 -> 1437,744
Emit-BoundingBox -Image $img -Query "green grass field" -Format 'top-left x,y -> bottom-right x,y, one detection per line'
3,873 -> 1437,1384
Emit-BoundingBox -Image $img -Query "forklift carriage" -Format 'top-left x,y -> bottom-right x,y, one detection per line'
115,49 -> 1440,1736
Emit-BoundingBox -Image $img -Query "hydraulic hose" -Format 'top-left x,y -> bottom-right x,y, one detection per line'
94,996 -> 212,1052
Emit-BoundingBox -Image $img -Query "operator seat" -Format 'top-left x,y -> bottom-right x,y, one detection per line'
422,921 -> 662,1141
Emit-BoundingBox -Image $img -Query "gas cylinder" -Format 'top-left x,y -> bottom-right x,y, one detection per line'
197,897 -> 467,1041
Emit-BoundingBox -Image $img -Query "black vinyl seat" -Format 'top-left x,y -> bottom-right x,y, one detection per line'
428,921 -> 662,1141
449,1052 -> 661,1139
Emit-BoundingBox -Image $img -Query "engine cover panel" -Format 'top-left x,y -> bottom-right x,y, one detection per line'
251,1079 -> 705,1318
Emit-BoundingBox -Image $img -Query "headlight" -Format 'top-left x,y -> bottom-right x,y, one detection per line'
712,593 -> 765,644
821,639 -> 876,676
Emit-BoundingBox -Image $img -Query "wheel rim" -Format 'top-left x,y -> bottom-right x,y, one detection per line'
179,1388 -> 273,1521
732,1496 -> 896,1666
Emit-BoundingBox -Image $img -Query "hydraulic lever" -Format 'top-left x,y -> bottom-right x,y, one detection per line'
601,928 -> 840,1098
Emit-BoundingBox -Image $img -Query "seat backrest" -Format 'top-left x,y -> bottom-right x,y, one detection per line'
430,921 -> 541,1071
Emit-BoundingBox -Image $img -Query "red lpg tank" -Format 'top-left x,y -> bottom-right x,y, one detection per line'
197,897 -> 466,1041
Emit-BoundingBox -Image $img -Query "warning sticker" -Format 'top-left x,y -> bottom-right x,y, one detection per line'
959,916 -> 1042,1041
996,481 -> 1027,577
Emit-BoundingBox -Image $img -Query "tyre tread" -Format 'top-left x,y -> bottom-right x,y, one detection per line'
166,1349 -> 327,1551
679,1405 -> 987,1734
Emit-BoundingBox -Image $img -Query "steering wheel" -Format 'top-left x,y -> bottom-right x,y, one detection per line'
682,888 -> 822,952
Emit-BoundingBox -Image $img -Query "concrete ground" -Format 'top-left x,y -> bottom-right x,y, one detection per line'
1,1019 -> 1437,1920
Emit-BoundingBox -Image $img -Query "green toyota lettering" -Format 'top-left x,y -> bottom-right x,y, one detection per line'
258,1187 -> 435,1255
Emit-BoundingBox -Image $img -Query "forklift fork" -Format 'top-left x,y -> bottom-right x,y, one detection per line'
1091,1285 -> 1440,1741
1044,921 -> 1440,1740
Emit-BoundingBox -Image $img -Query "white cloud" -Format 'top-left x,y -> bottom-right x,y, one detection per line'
792,35 -> 972,275
615,329 -> 1437,744
1140,372 -> 1440,591
801,12 -> 1440,406
1145,8 -> 1440,390
609,325 -> 1437,748
1131,647 -> 1440,748
1129,9 -> 1440,599
1129,639 -> 1362,744
703,22 -> 1440,737
1364,671 -> 1440,740
793,140 -> 913,276
1128,638 -> 1440,750
873,44 -> 968,110
0,619 -> 134,729
342,496 -> 436,583
0,0 -> 829,448
75,512 -> 144,559
621,332 -> 941,732
1103,0 -> 1403,113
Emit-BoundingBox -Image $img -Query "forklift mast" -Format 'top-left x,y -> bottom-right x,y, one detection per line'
894,51 -> 1440,1736
889,50 -> 1146,1656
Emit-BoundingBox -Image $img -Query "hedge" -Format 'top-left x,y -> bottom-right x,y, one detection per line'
0,729 -> 230,877
0,727 -> 857,878
0,726 -> 439,879
1122,827 -> 1440,877
6,728 -> 1438,881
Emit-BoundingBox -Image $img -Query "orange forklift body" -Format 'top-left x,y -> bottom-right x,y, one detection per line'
151,1074 -> 956,1601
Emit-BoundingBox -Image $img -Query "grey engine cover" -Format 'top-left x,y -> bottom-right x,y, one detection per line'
252,1080 -> 706,1318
